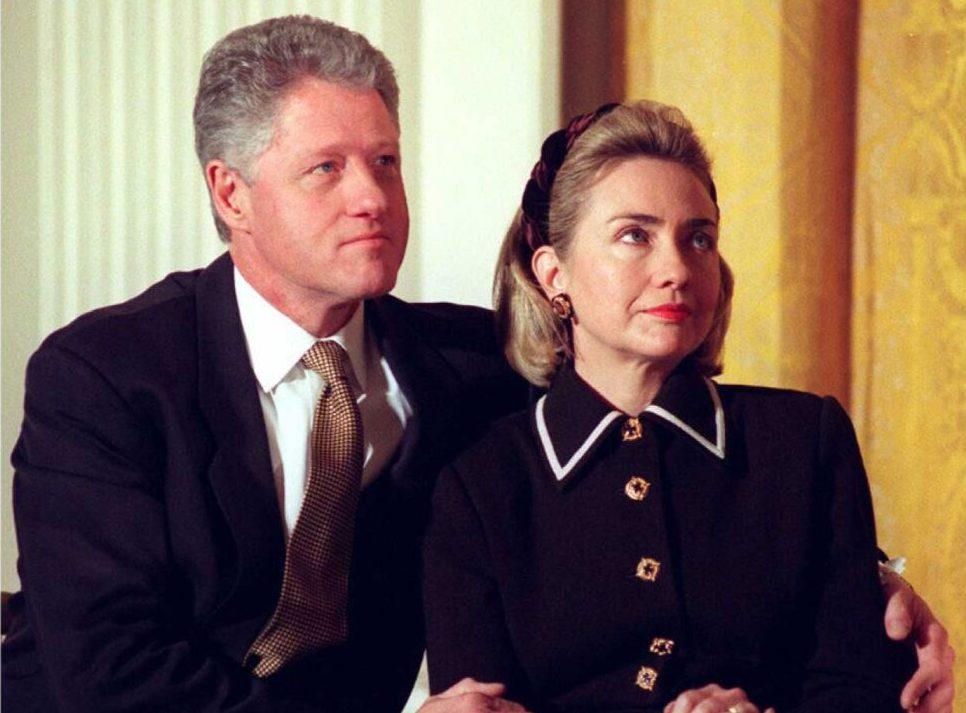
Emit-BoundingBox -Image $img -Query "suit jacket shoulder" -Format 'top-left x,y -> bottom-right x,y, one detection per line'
373,297 -> 507,372
28,263 -> 211,411
39,265 -> 203,352
368,296 -> 529,446
717,382 -> 827,416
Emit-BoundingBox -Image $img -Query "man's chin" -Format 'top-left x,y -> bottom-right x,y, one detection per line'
346,267 -> 400,301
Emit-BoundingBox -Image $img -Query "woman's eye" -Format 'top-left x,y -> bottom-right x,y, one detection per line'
618,228 -> 649,244
692,232 -> 716,250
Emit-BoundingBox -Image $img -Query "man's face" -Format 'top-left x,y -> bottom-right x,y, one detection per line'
229,78 -> 408,311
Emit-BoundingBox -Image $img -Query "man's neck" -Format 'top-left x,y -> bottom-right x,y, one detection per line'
230,250 -> 359,338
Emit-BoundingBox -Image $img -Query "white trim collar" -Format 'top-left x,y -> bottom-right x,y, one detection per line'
535,374 -> 727,482
644,377 -> 726,460
535,395 -> 622,481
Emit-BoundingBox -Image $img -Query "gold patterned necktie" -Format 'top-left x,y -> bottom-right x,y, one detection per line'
246,340 -> 364,677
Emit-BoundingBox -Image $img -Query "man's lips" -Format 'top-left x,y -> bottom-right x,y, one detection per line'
342,232 -> 389,246
643,303 -> 692,321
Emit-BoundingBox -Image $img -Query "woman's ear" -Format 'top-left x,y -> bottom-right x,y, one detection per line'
205,160 -> 253,236
531,245 -> 567,298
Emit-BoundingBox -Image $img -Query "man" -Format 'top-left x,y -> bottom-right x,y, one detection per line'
0,15 -> 953,713
3,16 -> 524,712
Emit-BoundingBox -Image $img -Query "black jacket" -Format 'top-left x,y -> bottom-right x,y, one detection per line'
2,253 -> 527,713
424,363 -> 912,712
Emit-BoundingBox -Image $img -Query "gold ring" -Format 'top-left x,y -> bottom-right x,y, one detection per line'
725,706 -> 743,713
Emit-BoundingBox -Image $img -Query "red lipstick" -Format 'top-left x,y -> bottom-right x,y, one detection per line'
644,303 -> 692,322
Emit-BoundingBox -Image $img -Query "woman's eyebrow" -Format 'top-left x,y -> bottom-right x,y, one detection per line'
607,212 -> 661,224
685,217 -> 718,228
607,213 -> 718,227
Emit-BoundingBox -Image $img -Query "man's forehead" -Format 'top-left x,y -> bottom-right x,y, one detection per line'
276,78 -> 395,130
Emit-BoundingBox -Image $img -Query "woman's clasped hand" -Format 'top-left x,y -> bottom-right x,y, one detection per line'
663,684 -> 775,713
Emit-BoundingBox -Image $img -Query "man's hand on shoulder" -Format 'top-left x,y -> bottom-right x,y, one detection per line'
417,678 -> 531,713
881,569 -> 955,713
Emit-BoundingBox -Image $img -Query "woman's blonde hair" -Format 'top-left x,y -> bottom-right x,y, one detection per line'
494,100 -> 734,387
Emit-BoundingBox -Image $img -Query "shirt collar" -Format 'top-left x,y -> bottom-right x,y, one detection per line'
534,362 -> 726,482
234,267 -> 367,394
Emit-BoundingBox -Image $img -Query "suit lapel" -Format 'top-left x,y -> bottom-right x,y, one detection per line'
366,296 -> 461,491
195,253 -> 285,606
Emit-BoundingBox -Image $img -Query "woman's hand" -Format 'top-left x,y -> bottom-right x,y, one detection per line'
663,684 -> 774,713
417,678 -> 532,712
881,570 -> 956,713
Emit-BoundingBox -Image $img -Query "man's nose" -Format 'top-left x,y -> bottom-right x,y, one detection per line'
344,165 -> 389,217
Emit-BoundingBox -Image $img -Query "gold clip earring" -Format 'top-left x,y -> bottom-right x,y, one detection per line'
550,293 -> 573,320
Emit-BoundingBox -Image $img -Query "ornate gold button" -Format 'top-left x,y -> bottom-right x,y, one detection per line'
621,417 -> 643,441
649,637 -> 674,656
635,665 -> 658,691
635,557 -> 661,582
624,476 -> 650,501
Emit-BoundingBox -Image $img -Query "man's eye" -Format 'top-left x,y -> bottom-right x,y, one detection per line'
313,161 -> 337,174
376,154 -> 398,168
619,228 -> 649,244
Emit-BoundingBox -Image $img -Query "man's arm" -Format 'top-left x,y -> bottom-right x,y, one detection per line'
880,571 -> 955,713
11,344 -> 320,713
790,397 -> 914,712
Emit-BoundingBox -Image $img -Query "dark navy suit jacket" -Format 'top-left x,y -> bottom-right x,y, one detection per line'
3,253 -> 527,712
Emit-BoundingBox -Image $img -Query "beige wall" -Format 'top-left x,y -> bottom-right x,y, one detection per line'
2,0 -> 42,601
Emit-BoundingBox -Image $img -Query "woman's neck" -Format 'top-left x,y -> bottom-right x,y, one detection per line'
573,351 -> 677,415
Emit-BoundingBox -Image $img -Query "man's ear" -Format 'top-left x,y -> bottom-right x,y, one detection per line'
531,245 -> 567,298
205,160 -> 252,235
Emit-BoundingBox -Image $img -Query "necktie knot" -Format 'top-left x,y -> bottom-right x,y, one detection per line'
301,341 -> 352,387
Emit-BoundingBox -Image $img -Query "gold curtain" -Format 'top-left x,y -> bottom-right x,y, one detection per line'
851,4 -> 966,706
623,1 -> 965,706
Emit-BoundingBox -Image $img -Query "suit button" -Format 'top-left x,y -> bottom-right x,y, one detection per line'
621,417 -> 643,441
635,557 -> 661,582
650,637 -> 674,655
635,665 -> 658,691
624,476 -> 651,501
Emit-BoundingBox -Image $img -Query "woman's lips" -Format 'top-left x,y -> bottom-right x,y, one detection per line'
644,303 -> 692,322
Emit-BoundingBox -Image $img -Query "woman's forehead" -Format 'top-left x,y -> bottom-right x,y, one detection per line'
583,158 -> 717,217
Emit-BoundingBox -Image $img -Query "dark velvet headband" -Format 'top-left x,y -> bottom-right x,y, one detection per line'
520,103 -> 619,251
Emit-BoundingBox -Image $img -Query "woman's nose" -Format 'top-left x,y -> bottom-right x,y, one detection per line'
654,242 -> 691,288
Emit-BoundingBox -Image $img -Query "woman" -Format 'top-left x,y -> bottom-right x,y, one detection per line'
422,101 -> 913,712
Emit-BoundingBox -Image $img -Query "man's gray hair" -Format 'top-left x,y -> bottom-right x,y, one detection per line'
193,15 -> 399,242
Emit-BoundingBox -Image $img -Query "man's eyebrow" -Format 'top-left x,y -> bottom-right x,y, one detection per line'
606,213 -> 718,228
298,140 -> 400,159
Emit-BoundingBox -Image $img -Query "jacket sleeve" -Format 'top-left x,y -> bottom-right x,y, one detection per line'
11,344 -> 326,713
790,396 -> 914,712
422,463 -> 531,701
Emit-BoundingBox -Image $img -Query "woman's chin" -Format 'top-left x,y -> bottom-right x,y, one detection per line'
627,338 -> 697,367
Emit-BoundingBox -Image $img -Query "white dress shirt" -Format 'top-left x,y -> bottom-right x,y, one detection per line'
234,269 -> 412,537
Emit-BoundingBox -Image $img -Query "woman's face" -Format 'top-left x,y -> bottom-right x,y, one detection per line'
547,157 -> 721,373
